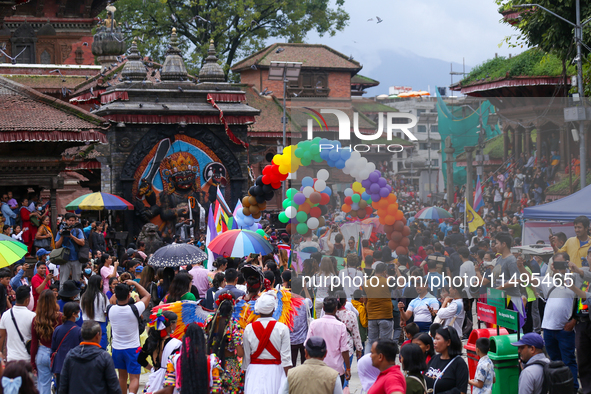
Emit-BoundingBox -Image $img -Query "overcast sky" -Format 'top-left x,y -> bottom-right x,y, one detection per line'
305,0 -> 526,78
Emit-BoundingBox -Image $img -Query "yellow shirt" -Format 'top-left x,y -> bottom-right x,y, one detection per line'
558,236 -> 591,267
351,300 -> 368,327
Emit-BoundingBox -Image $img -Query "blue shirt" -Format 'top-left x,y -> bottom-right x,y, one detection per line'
50,320 -> 82,374
55,227 -> 84,261
57,299 -> 83,327
1,202 -> 16,226
424,272 -> 444,297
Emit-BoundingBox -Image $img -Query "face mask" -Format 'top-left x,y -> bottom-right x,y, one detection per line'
37,207 -> 43,211
75,314 -> 81,322
46,255 -> 50,262
84,268 -> 92,275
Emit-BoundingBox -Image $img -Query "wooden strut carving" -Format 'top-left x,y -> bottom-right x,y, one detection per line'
206,93 -> 249,149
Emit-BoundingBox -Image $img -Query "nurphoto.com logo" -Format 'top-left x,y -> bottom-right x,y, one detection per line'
304,109 -> 418,153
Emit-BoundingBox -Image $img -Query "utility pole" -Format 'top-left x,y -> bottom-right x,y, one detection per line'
515,2 -> 590,188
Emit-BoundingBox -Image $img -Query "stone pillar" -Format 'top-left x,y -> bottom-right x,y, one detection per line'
516,129 -> 522,158
536,127 -> 542,165
465,146 -> 476,207
559,126 -> 568,170
444,137 -> 455,204
525,127 -> 532,157
503,128 -> 509,163
50,176 -> 63,235
513,129 -> 518,160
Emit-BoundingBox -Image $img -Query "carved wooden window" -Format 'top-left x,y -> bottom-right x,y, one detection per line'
14,45 -> 33,64
40,50 -> 51,64
75,47 -> 84,64
287,71 -> 330,97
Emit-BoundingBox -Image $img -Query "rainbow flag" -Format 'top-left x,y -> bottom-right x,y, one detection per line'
474,175 -> 484,212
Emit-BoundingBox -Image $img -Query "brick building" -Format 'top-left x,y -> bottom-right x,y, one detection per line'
231,43 -> 412,211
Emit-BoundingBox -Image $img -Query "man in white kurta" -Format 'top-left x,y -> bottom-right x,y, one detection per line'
242,291 -> 293,394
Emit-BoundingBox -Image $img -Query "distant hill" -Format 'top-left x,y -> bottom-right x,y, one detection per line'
361,49 -> 471,96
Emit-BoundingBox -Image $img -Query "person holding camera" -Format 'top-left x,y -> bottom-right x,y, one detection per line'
55,213 -> 85,291
108,280 -> 150,394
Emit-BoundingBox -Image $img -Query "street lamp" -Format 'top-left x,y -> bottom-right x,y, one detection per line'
514,2 -> 591,188
268,61 -> 302,198
419,113 -> 438,204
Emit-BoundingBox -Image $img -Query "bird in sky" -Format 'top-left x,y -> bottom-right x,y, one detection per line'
251,64 -> 257,70
376,16 -> 383,23
367,18 -> 373,21
49,69 -> 64,76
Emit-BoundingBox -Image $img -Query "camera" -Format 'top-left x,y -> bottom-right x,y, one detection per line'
61,224 -> 74,237
554,260 -> 568,270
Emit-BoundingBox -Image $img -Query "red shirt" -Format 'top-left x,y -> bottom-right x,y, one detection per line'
368,365 -> 406,394
31,273 -> 48,310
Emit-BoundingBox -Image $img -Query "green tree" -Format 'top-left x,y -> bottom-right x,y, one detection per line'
106,0 -> 348,76
496,0 -> 591,93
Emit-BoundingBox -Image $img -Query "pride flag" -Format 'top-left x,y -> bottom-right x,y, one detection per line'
473,175 -> 484,212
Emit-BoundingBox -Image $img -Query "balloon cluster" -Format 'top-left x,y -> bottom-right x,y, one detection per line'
278,171 -> 331,235
235,207 -> 262,230
341,182 -> 373,219
361,170 -> 392,203
343,151 -> 377,182
370,193 -> 410,256
294,138 -> 323,166
318,139 -> 351,169
242,176 -> 271,221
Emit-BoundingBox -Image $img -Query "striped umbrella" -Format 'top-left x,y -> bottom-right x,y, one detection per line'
414,206 -> 452,220
66,192 -> 134,211
208,230 -> 273,258
0,235 -> 28,268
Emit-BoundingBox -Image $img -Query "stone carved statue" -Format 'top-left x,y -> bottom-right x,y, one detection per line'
445,136 -> 453,149
137,223 -> 163,255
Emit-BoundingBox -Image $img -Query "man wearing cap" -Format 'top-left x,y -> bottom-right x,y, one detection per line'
511,333 -> 549,394
242,291 -> 292,394
31,261 -> 52,310
280,336 -> 342,394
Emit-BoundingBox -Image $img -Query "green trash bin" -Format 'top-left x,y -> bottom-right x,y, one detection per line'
489,334 -> 520,394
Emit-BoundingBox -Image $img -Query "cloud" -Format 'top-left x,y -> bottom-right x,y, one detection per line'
306,0 -> 525,73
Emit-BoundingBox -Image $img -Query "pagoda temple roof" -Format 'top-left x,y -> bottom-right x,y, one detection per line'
231,43 -> 362,72
0,75 -> 108,143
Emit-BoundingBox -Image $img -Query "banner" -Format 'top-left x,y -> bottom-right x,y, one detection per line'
477,302 -> 497,325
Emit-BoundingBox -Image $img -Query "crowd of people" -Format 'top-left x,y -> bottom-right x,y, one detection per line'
0,188 -> 587,394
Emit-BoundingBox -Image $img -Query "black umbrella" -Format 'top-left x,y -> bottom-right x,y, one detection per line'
148,243 -> 207,268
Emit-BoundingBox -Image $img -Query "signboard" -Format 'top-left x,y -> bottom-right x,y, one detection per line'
496,308 -> 519,332
487,288 -> 506,310
477,302 -> 497,325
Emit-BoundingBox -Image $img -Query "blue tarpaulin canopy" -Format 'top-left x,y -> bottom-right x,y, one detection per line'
523,184 -> 591,221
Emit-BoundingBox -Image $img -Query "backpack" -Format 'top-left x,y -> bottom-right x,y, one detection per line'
524,360 -> 574,394
107,303 -> 145,340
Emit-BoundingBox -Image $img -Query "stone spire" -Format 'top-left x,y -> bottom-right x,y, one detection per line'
198,39 -> 225,83
121,39 -> 145,81
160,28 -> 188,81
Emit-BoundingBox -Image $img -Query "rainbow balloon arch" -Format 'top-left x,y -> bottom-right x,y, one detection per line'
238,138 -> 411,256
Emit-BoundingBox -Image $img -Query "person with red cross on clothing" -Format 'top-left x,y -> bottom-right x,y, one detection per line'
242,291 -> 293,394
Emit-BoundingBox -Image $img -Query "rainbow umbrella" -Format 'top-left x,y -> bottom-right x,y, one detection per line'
0,235 -> 28,268
208,229 -> 273,257
66,192 -> 134,211
414,206 -> 452,220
